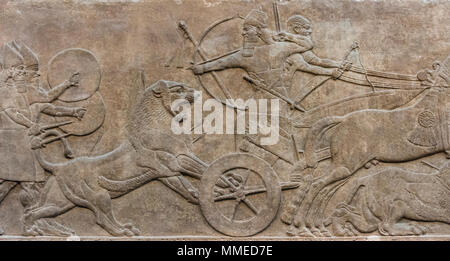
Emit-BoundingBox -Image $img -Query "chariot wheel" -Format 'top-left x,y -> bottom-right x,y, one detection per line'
199,153 -> 281,237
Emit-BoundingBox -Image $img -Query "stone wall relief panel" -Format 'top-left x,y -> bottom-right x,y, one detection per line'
0,0 -> 449,239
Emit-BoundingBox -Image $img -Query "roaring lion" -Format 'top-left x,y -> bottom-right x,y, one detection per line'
24,78 -> 207,237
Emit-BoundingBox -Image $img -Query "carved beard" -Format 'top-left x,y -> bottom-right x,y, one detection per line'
13,79 -> 28,93
28,77 -> 40,89
243,38 -> 257,57
242,26 -> 260,57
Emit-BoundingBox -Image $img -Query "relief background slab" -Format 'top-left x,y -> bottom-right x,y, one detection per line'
0,0 -> 449,239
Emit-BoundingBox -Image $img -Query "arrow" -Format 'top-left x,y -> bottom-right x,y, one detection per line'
243,75 -> 306,112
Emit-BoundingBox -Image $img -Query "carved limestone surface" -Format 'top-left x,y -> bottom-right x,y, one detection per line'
0,0 -> 449,240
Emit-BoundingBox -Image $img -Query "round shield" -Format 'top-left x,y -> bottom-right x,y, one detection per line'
55,92 -> 106,136
48,48 -> 101,102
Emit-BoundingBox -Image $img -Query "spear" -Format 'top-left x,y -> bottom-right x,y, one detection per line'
273,2 -> 282,33
41,120 -> 73,130
291,134 -> 300,162
40,133 -> 71,146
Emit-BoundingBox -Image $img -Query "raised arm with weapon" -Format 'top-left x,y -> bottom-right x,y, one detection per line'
190,9 -> 311,113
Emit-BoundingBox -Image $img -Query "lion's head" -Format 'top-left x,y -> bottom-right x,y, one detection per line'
150,80 -> 199,116
128,79 -> 200,135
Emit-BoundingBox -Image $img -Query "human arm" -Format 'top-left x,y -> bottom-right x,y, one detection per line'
302,51 -> 340,68
4,108 -> 43,135
273,32 -> 313,52
39,103 -> 86,120
27,72 -> 79,104
285,54 -> 335,76
285,53 -> 350,79
191,52 -> 242,75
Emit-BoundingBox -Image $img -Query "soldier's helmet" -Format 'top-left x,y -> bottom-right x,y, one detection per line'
287,15 -> 311,28
0,40 -> 39,71
244,9 -> 268,29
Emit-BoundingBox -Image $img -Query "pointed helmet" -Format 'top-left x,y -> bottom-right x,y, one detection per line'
0,40 -> 39,71
244,9 -> 268,29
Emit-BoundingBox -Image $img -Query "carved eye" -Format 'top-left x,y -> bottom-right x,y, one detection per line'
171,86 -> 183,93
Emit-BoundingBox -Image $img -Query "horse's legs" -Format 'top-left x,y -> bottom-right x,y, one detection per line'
281,168 -> 315,236
293,166 -> 352,235
305,182 -> 331,237
310,178 -> 350,236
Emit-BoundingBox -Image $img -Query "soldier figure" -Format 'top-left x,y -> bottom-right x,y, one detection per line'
191,9 -> 310,103
273,15 -> 352,89
0,40 -> 85,235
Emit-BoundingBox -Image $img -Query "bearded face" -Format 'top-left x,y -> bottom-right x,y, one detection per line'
24,69 -> 40,88
11,66 -> 26,82
242,24 -> 260,44
294,24 -> 312,36
8,65 -> 40,89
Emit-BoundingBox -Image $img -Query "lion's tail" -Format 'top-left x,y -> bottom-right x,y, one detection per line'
98,170 -> 157,193
33,149 -> 63,173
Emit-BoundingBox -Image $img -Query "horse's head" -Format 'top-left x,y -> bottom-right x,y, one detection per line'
417,55 -> 450,87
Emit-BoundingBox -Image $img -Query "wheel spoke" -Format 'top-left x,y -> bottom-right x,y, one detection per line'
214,186 -> 267,202
217,168 -> 261,219
214,193 -> 237,202
231,200 -> 241,221
242,198 -> 259,215
243,186 -> 267,196
242,169 -> 251,186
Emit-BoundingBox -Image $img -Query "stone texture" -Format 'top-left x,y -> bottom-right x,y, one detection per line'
0,0 -> 449,240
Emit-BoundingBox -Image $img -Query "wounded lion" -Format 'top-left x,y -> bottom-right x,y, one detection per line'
24,79 -> 207,237
328,163 -> 450,236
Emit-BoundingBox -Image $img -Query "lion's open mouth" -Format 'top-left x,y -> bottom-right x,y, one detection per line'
186,92 -> 197,103
171,98 -> 191,117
